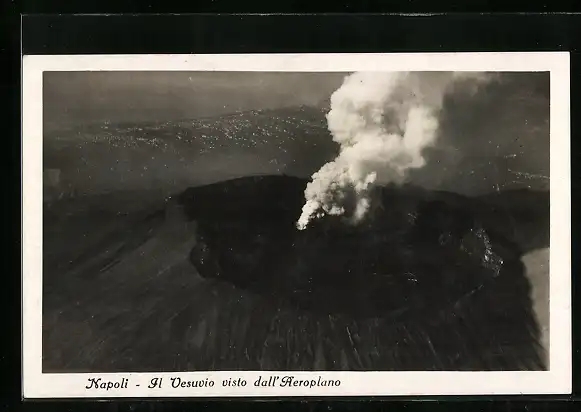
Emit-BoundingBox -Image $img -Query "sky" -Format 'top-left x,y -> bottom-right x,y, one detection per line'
43,71 -> 347,132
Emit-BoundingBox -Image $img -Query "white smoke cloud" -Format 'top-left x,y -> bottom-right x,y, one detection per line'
296,71 -> 493,230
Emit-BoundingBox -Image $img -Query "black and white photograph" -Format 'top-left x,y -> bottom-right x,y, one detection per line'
22,53 -> 571,398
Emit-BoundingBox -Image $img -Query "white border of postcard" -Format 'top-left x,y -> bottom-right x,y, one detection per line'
22,52 -> 572,398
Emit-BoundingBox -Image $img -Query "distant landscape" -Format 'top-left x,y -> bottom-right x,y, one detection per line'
43,106 -> 337,201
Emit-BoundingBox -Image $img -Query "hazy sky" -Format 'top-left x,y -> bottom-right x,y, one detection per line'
43,71 -> 347,132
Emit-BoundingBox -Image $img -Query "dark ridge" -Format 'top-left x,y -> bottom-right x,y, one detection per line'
475,189 -> 550,253
178,174 -> 307,224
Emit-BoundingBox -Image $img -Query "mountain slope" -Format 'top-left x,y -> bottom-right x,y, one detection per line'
42,176 -> 548,372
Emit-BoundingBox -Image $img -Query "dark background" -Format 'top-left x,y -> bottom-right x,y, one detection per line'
11,12 -> 579,409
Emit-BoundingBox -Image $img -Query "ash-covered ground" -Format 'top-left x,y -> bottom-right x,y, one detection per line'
42,175 -> 549,372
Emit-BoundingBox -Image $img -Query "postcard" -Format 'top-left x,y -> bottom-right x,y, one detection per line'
22,52 -> 571,398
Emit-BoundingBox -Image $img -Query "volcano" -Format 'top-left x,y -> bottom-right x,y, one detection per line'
42,175 -> 548,372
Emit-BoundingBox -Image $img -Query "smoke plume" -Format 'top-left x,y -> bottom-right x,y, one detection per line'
296,71 -> 493,230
